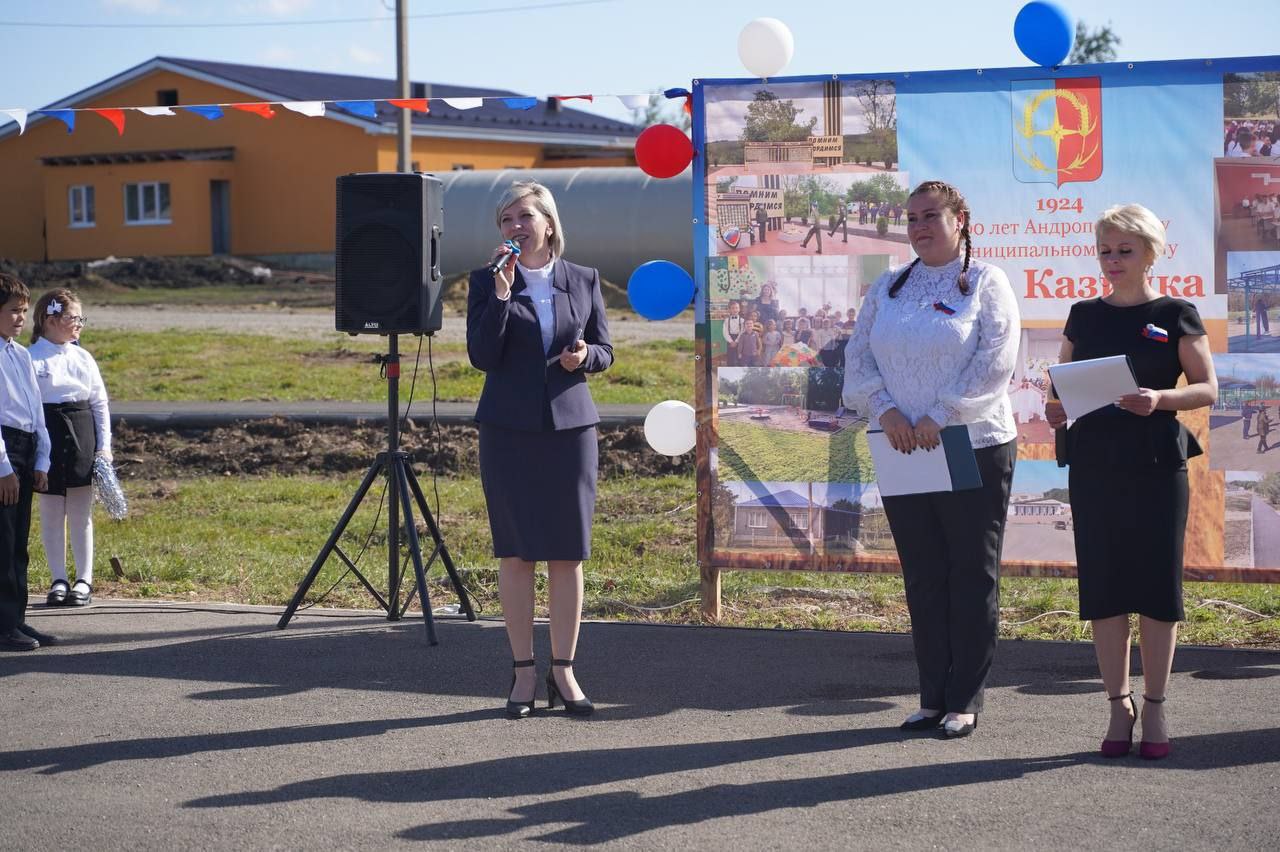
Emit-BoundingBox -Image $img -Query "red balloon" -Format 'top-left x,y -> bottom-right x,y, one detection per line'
635,123 -> 693,179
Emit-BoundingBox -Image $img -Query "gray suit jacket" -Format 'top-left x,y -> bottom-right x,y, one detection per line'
467,258 -> 614,432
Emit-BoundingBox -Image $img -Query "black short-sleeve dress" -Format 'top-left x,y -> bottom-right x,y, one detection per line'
1062,296 -> 1205,622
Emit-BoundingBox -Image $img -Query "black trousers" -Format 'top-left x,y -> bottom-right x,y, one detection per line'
882,439 -> 1016,714
0,427 -> 36,632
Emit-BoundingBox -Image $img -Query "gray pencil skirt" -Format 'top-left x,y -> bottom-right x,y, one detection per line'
478,422 -> 598,561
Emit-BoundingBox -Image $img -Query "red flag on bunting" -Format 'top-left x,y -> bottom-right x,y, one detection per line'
387,98 -> 430,113
92,108 -> 126,135
232,103 -> 277,119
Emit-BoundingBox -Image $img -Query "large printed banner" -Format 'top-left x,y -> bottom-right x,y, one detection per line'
691,57 -> 1280,583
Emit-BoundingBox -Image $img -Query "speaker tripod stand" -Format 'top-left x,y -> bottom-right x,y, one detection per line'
277,333 -> 475,644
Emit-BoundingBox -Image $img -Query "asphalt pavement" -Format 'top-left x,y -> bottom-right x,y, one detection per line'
3,600 -> 1279,849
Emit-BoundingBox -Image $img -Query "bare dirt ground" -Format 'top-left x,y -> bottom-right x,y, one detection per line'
90,304 -> 689,344
110,418 -> 692,482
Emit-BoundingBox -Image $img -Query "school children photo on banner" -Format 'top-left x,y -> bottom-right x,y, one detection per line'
691,55 -> 1280,582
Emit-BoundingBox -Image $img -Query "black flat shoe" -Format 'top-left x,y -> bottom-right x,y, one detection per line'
506,659 -> 536,719
18,623 -> 58,646
0,628 -> 39,651
67,581 -> 92,607
943,715 -> 978,738
900,710 -> 945,731
46,580 -> 69,607
546,658 -> 593,716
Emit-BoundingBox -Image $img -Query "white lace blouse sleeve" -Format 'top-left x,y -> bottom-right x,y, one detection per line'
925,265 -> 1021,427
841,271 -> 896,419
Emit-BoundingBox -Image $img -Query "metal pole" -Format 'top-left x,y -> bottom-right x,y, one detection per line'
395,0 -> 411,172
387,334 -> 401,618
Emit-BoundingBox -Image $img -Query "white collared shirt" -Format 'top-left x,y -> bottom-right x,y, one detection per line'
30,337 -> 112,455
517,257 -> 557,354
0,337 -> 52,476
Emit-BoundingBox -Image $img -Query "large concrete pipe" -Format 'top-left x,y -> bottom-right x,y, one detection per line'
435,167 -> 693,283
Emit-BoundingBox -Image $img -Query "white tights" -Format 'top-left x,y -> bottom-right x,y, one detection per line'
39,486 -> 95,586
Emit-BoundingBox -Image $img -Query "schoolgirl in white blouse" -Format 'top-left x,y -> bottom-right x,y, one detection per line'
29,289 -> 111,607
843,180 -> 1020,739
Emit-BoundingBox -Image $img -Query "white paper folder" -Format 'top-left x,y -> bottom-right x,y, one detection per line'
866,426 -> 981,497
1047,355 -> 1140,420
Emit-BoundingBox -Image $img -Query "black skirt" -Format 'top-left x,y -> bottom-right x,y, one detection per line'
1067,415 -> 1193,622
478,422 -> 598,561
43,401 -> 96,496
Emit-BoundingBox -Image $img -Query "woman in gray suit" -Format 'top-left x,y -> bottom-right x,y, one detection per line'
467,180 -> 613,718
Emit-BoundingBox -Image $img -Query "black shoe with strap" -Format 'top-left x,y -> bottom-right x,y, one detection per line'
506,659 -> 536,719
46,579 -> 69,606
546,659 -> 594,716
68,581 -> 92,607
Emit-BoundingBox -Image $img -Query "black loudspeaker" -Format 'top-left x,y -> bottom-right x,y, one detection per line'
335,172 -> 443,335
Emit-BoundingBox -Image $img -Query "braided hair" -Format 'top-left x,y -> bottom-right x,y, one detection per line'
888,180 -> 972,299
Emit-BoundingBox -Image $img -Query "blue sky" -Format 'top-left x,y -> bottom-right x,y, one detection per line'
1,0 -> 1278,131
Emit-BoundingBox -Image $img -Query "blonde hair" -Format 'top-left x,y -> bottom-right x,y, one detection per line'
494,180 -> 565,258
30,287 -> 80,344
1095,203 -> 1166,265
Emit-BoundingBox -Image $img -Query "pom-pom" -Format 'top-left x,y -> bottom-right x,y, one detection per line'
92,454 -> 128,520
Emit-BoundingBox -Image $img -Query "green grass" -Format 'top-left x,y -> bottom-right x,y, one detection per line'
716,419 -> 875,482
88,329 -> 693,404
29,473 -> 1280,646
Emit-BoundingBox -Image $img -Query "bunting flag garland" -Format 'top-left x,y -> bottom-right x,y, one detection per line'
184,105 -> 224,120
0,90 -> 685,136
92,108 -> 126,135
231,103 -> 276,119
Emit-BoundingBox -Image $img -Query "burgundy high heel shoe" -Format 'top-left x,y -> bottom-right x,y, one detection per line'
1100,693 -> 1137,758
1138,695 -> 1170,760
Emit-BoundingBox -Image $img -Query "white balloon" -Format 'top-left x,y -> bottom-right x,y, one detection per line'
644,400 -> 697,457
737,18 -> 794,79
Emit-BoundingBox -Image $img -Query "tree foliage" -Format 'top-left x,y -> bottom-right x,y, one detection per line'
742,91 -> 817,143
1224,73 -> 1280,120
1068,20 -> 1121,65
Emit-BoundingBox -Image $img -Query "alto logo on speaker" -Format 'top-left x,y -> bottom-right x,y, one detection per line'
365,321 -> 380,329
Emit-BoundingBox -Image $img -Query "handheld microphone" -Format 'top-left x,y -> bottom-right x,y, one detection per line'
488,239 -> 521,274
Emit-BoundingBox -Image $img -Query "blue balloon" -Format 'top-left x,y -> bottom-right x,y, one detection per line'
1014,1 -> 1074,68
627,260 -> 695,321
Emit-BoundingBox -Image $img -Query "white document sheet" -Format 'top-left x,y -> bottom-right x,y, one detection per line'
1047,355 -> 1140,419
866,431 -> 954,497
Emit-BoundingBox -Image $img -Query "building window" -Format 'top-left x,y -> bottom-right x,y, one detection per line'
68,185 -> 95,228
451,164 -> 474,170
789,512 -> 809,530
747,510 -> 767,529
156,89 -> 179,106
124,181 -> 171,225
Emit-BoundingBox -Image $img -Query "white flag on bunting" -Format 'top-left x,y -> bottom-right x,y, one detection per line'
442,98 -> 483,110
282,101 -> 326,117
1,108 -> 27,133
135,106 -> 176,116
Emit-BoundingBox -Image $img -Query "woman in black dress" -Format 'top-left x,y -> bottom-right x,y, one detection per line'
1047,204 -> 1216,760
467,181 -> 613,718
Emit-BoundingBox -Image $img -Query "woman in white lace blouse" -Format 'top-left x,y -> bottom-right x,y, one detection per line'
842,180 -> 1020,739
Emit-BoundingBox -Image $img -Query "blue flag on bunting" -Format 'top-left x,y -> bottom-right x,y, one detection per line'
334,100 -> 377,118
501,97 -> 538,110
184,105 -> 224,120
40,110 -> 75,133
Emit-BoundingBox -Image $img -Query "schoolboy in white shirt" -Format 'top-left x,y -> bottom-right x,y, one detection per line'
0,273 -> 53,651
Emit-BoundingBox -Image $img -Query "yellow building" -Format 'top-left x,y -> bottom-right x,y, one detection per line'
0,56 -> 639,263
